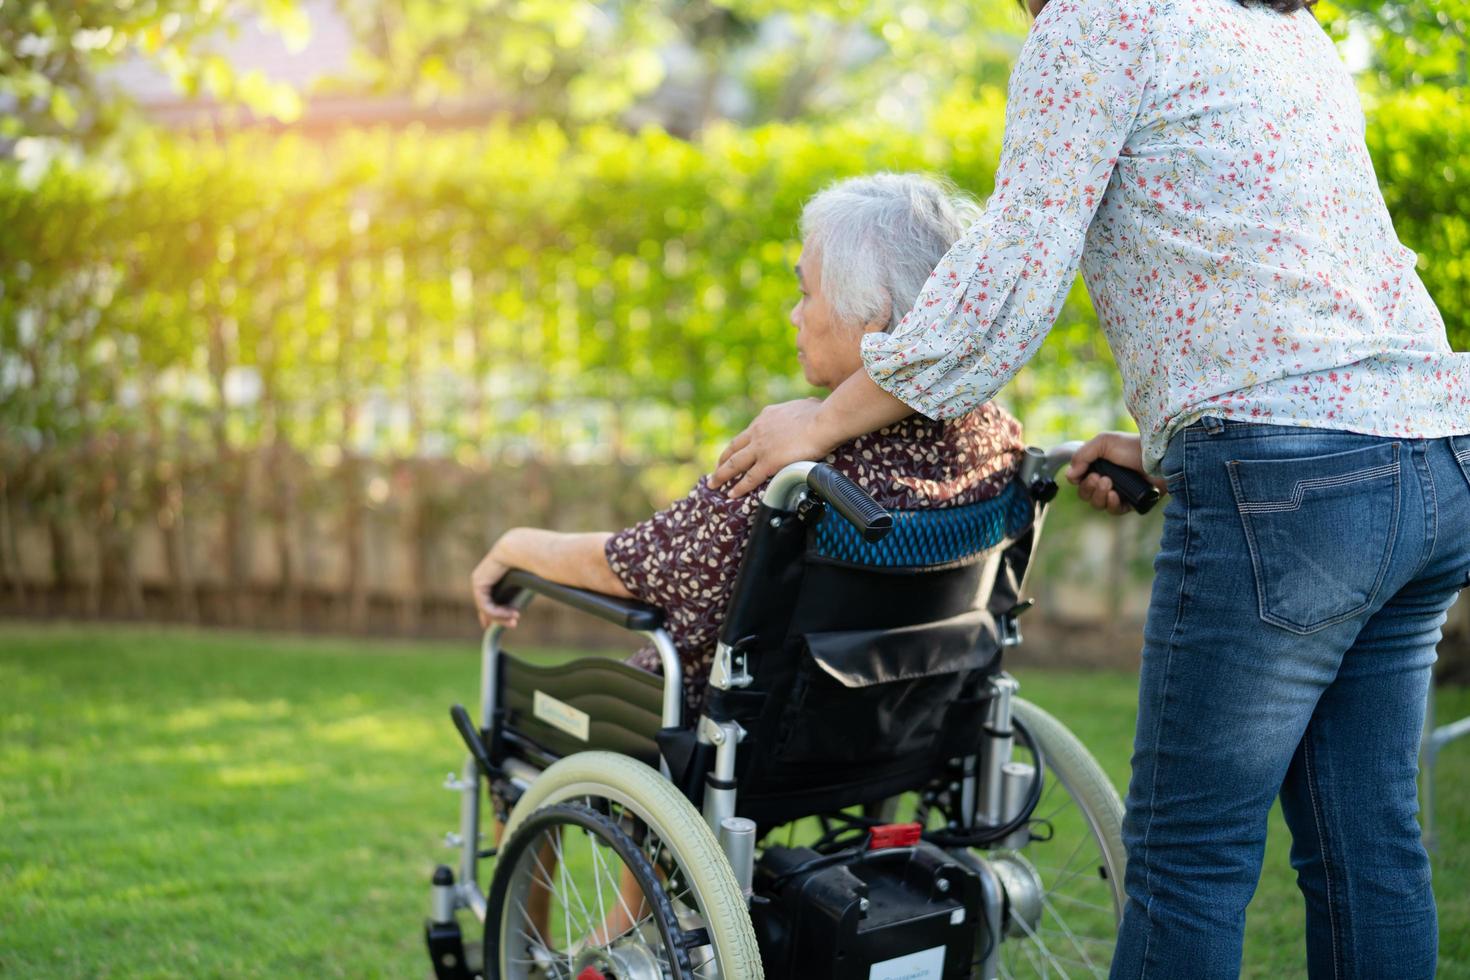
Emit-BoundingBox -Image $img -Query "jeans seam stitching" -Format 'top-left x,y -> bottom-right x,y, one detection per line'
1360,446 -> 1405,625
1233,462 -> 1400,513
1226,460 -> 1274,628
1417,444 -> 1438,580
1138,447 -> 1190,980
1304,730 -> 1344,980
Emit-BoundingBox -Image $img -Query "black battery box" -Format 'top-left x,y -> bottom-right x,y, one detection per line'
751,840 -> 983,980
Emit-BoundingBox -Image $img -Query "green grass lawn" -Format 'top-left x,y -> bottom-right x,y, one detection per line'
1,622 -> 1466,978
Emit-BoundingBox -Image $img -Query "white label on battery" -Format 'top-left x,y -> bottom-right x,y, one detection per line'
533,690 -> 589,741
868,945 -> 945,980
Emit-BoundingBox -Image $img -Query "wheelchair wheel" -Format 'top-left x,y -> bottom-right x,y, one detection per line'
486,801 -> 691,979
491,751 -> 762,980
989,697 -> 1126,979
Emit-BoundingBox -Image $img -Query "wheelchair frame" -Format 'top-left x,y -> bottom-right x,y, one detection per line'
444,605 -> 685,926
430,443 -> 1125,979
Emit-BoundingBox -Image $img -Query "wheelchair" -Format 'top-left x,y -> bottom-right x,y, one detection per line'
425,444 -> 1155,980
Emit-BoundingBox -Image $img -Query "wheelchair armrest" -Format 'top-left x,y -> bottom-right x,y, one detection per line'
491,569 -> 666,632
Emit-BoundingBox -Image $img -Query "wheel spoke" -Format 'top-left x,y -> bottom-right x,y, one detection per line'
1038,893 -> 1102,975
587,829 -> 612,943
511,897 -> 558,965
1043,891 -> 1113,915
1033,796 -> 1078,825
555,834 -> 574,973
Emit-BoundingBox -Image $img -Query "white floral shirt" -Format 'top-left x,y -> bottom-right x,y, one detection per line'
861,0 -> 1470,475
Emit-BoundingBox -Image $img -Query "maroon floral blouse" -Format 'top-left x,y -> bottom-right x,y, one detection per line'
605,402 -> 1025,716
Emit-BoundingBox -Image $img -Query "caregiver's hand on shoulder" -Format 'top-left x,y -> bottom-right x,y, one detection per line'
1065,432 -> 1169,516
709,398 -> 837,498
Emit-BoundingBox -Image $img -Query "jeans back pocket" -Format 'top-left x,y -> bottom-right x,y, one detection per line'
1452,434 -> 1470,491
1226,441 -> 1401,634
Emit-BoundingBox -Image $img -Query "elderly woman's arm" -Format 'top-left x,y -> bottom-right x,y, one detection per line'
471,528 -> 633,629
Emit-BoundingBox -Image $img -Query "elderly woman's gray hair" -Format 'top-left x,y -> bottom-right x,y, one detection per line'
799,173 -> 982,331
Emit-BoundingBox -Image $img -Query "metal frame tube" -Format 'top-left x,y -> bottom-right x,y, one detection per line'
998,761 -> 1037,850
973,857 -> 1005,980
978,675 -> 1018,827
719,817 -> 757,896
1018,441 -> 1081,486
761,461 -> 817,511
452,604 -> 676,921
454,610 -> 530,922
456,624 -> 506,897
1422,683 -> 1470,850
641,628 -> 684,730
700,717 -> 744,832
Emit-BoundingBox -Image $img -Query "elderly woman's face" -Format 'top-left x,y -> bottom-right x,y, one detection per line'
791,246 -> 886,391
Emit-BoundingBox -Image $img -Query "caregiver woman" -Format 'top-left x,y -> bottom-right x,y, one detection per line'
710,0 -> 1470,976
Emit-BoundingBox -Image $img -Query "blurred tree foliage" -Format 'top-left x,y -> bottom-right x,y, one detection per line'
0,0 -> 1029,139
335,0 -> 1031,132
335,0 -> 671,124
0,97 -> 1109,626
1365,86 -> 1470,356
1322,0 -> 1469,89
0,0 -> 307,142
9,1 -> 1460,138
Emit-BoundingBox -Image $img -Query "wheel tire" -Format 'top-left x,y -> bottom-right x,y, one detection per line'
966,696 -> 1126,978
487,801 -> 691,979
500,751 -> 764,980
1011,697 -> 1127,919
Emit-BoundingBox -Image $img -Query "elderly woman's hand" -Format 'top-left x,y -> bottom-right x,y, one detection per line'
470,536 -> 521,630
1065,432 -> 1168,516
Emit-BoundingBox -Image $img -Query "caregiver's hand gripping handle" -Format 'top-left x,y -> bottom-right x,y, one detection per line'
1065,431 -> 1167,516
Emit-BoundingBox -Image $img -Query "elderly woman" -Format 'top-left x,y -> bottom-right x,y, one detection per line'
471,172 -> 1026,716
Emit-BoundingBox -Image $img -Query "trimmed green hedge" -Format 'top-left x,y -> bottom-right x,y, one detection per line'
2,89 -> 1461,474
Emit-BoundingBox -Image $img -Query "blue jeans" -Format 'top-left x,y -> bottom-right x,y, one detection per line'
1110,417 -> 1470,979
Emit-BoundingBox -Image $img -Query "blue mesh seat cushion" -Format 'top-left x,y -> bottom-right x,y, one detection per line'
809,480 -> 1034,571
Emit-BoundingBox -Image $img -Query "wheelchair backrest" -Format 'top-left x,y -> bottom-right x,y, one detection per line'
704,474 -> 1047,827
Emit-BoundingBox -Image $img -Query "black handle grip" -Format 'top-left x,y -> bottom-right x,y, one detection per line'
489,569 -> 665,630
451,704 -> 502,779
807,463 -> 894,542
1086,459 -> 1161,515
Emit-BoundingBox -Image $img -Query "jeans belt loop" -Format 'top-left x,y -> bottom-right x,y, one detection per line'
1201,415 -> 1226,436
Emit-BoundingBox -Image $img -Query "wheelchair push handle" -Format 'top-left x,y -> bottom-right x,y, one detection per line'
1085,459 -> 1161,515
807,463 -> 894,543
1022,442 -> 1160,515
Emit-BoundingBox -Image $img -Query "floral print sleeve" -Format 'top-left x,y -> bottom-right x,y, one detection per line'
862,0 -> 1153,422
